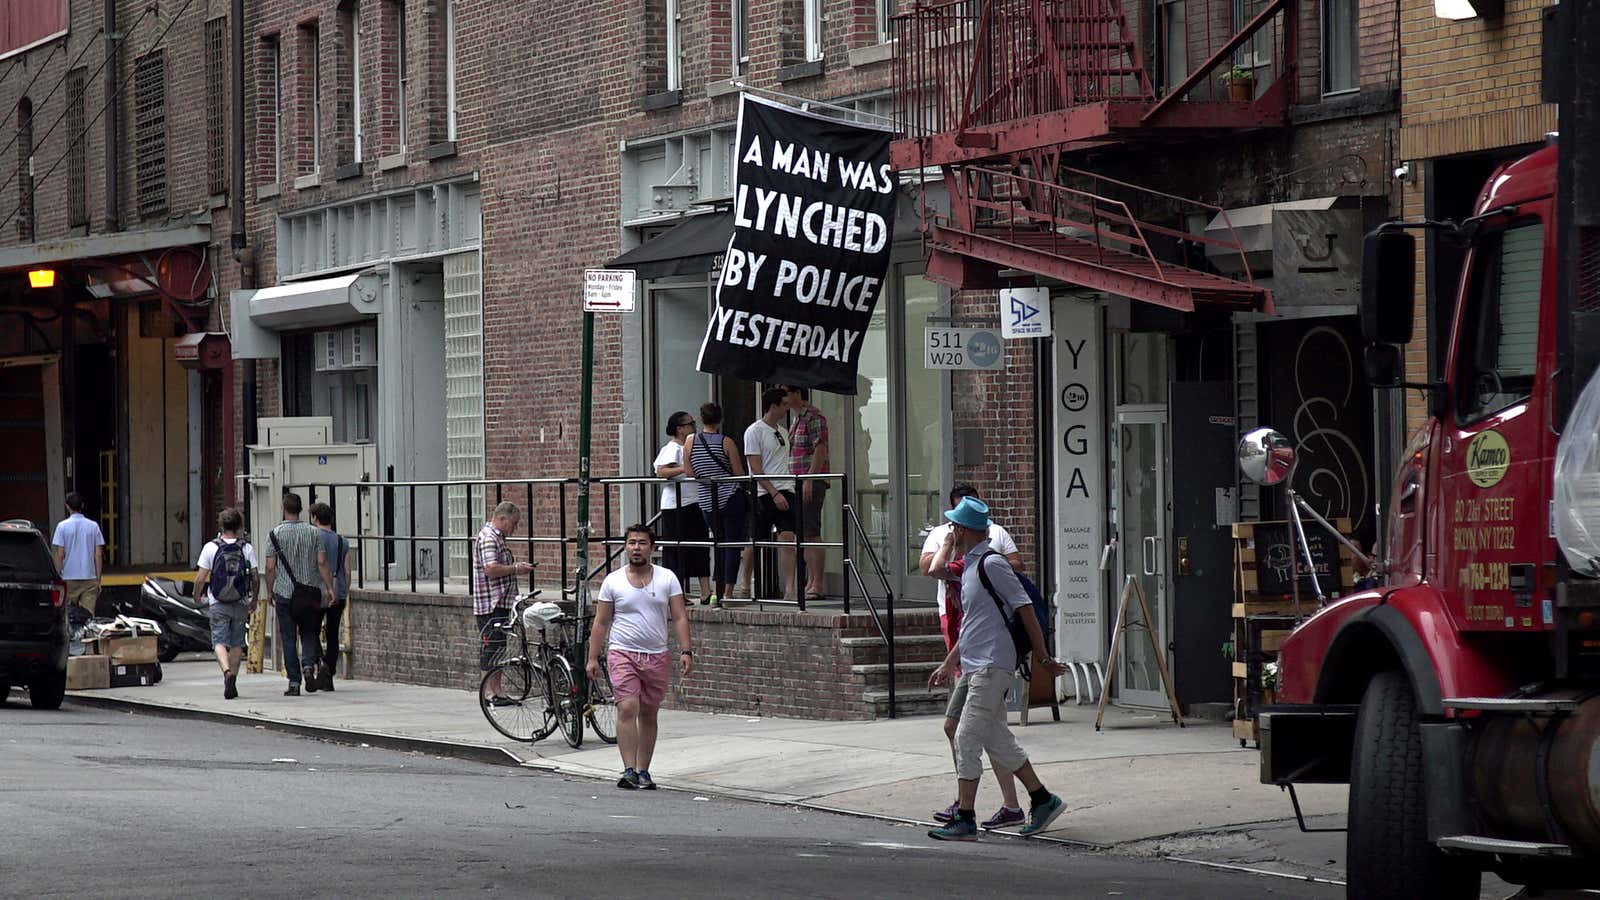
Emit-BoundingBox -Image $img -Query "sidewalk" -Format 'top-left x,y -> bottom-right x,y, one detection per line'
67,658 -> 1349,882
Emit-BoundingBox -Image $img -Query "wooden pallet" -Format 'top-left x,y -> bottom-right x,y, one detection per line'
1230,518 -> 1357,747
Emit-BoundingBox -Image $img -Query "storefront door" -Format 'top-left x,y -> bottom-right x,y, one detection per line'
1113,406 -> 1172,707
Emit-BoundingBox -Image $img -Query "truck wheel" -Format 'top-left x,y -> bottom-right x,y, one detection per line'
1347,670 -> 1480,899
29,670 -> 67,710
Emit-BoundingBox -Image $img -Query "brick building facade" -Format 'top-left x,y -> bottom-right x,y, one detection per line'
0,0 -> 244,569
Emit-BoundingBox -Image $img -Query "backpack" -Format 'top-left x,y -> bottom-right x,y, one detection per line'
976,551 -> 1052,674
211,539 -> 253,603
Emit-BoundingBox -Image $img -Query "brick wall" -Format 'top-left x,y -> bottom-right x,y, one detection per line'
0,0 -> 237,247
345,586 -> 941,719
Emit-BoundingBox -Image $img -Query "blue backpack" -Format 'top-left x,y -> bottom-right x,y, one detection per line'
975,551 -> 1052,674
211,539 -> 253,603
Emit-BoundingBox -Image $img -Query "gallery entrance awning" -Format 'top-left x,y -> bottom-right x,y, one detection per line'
608,212 -> 734,279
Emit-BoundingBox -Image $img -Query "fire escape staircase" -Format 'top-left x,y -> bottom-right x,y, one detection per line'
892,0 -> 1292,313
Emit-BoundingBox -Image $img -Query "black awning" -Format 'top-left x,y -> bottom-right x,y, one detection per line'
608,212 -> 734,280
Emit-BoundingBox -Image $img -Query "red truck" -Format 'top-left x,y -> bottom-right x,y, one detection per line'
1255,9 -> 1600,896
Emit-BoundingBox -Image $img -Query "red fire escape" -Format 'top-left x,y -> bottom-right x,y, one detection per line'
892,0 -> 1295,312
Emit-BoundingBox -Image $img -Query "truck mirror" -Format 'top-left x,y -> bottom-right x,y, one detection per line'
1360,230 -> 1416,345
1239,427 -> 1296,486
1363,344 -> 1403,388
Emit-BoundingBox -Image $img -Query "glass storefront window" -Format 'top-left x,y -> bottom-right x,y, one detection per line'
638,259 -> 947,603
1119,332 -> 1169,406
649,285 -> 713,443
901,274 -> 943,581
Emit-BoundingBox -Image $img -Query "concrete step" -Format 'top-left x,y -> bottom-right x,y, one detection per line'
846,646 -> 950,668
844,656 -> 940,669
864,687 -> 952,719
839,634 -> 945,648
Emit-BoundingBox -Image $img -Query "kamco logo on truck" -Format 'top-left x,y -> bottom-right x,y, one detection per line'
1466,431 -> 1511,488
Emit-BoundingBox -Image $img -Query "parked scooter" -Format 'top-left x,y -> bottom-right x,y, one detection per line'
121,577 -> 213,662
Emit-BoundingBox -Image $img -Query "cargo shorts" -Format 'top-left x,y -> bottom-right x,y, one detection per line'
207,600 -> 249,648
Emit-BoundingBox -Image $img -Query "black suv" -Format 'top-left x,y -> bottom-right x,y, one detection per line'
0,519 -> 69,709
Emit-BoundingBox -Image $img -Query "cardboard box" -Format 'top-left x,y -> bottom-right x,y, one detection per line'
100,635 -> 159,666
109,662 -> 161,688
67,655 -> 110,690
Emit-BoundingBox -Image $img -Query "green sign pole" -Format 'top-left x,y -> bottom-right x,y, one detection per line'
574,307 -> 595,697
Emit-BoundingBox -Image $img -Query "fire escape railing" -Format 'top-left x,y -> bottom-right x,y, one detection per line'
945,164 -> 1257,285
894,0 -> 1154,141
894,0 -> 1295,143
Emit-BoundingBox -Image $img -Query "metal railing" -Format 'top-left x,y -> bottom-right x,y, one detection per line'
281,471 -> 909,716
894,0 -> 1294,141
279,472 -> 915,610
947,163 -> 1258,286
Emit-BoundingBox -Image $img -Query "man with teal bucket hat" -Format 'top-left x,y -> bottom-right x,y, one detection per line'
927,496 -> 1069,842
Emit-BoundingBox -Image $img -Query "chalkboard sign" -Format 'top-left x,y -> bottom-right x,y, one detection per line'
1252,521 -> 1342,597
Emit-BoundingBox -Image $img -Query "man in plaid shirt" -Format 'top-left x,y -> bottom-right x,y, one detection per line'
474,502 -> 534,703
784,386 -> 829,603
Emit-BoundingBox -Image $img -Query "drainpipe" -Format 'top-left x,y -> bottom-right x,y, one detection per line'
103,0 -> 118,231
231,0 -> 259,513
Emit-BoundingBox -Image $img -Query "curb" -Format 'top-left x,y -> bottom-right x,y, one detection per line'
66,692 -> 530,769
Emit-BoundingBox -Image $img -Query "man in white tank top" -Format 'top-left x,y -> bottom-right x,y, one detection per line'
587,524 -> 694,790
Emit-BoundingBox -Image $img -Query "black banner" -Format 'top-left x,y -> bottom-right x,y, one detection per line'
696,95 -> 896,395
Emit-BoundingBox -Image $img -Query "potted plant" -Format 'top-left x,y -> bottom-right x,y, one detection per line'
1260,661 -> 1280,706
1223,65 -> 1256,103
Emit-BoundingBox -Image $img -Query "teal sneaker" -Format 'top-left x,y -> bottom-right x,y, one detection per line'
1019,794 -> 1065,836
928,815 -> 979,842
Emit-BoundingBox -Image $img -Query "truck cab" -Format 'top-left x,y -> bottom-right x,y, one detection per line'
1256,140 -> 1600,898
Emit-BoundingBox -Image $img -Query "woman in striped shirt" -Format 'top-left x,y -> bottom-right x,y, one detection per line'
683,402 -> 748,606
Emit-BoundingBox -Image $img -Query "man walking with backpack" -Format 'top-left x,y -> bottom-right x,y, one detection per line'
927,496 -> 1068,842
194,507 -> 257,700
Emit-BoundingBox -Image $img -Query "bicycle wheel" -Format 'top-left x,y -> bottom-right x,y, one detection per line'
479,659 -> 555,743
587,658 -> 618,745
548,657 -> 584,749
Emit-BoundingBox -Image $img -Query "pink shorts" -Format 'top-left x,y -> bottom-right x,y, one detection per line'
607,649 -> 671,707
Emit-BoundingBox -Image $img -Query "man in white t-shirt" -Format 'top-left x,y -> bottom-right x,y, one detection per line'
194,507 -> 258,700
741,387 -> 797,600
587,524 -> 694,791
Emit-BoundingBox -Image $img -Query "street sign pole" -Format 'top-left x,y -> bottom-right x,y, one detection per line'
574,307 -> 595,697
573,269 -> 632,702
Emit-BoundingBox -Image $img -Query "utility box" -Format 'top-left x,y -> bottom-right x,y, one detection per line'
246,439 -> 380,674
257,416 -> 334,447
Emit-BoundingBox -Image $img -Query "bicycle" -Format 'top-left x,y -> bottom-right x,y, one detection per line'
478,592 -> 616,748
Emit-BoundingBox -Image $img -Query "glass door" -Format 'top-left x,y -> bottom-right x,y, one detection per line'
1114,406 -> 1171,707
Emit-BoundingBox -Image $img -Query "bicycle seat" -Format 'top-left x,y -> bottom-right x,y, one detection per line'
521,601 -> 566,629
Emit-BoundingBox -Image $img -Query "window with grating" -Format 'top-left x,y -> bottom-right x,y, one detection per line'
206,18 -> 227,195
134,51 -> 168,219
16,97 -> 33,242
67,68 -> 87,226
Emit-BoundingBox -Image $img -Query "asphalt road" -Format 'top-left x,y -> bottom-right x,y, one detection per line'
0,699 -> 1338,899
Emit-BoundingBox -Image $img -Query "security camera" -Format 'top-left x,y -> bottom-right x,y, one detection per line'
1393,162 -> 1415,184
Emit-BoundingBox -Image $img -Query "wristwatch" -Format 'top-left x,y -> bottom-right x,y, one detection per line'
680,650 -> 694,658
